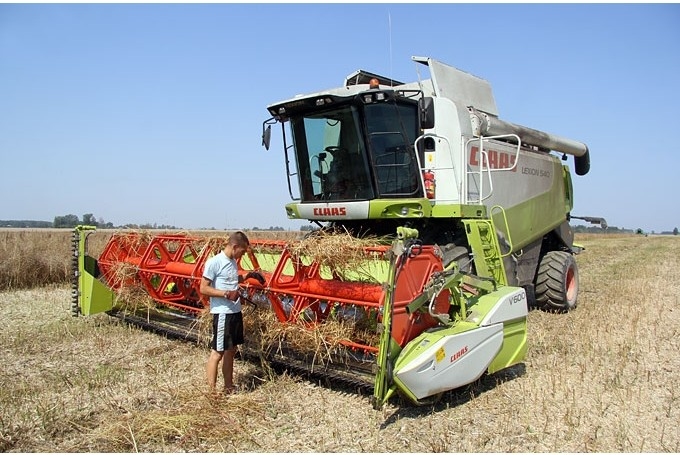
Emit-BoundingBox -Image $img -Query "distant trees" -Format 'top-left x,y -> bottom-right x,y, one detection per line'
250,226 -> 286,231
82,213 -> 97,225
53,214 -> 81,228
0,220 -> 52,228
571,223 -> 680,236
53,213 -> 114,229
571,224 -> 630,234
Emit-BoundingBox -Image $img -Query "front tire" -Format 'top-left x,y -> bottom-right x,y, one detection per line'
534,251 -> 579,312
441,244 -> 472,272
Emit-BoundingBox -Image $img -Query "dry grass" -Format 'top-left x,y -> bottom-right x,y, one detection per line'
0,228 -> 300,291
287,229 -> 389,283
243,305 -> 376,369
1,233 -> 680,452
0,229 -> 105,290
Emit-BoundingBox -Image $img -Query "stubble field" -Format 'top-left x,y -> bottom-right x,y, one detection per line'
0,229 -> 679,452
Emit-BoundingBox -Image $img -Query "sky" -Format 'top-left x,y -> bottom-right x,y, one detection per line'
1,3 -> 679,232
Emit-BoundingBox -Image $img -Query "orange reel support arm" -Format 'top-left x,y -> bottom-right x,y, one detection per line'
97,233 -> 286,314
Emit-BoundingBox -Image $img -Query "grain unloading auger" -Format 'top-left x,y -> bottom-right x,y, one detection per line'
73,55 -> 594,408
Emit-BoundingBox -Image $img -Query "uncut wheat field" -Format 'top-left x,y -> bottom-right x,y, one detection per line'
1,230 -> 679,452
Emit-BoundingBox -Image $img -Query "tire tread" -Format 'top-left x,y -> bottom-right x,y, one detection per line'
535,251 -> 577,312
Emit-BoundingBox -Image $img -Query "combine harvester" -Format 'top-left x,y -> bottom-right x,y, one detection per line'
73,57 -> 599,409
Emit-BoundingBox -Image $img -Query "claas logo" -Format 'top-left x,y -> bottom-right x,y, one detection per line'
450,345 -> 468,363
470,147 -> 517,171
313,207 -> 347,217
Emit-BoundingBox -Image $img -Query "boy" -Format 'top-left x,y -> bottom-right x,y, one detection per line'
200,231 -> 252,394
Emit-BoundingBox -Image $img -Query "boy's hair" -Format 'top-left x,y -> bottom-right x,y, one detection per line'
228,231 -> 250,248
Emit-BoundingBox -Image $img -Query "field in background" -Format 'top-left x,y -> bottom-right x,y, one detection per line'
1,231 -> 679,451
0,228 -> 301,291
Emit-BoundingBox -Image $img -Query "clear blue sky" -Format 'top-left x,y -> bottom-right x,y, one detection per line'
1,3 -> 679,232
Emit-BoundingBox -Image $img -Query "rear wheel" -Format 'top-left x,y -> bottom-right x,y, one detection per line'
534,251 -> 579,312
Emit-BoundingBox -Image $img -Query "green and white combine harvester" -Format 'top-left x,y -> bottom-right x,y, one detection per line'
73,57 -> 601,409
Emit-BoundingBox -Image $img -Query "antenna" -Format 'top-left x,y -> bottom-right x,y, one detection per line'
388,11 -> 393,86
414,57 -> 424,92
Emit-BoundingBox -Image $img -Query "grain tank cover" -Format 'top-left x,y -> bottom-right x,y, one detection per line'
412,56 -> 498,116
345,69 -> 404,88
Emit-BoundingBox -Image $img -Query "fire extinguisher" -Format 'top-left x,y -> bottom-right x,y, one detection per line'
423,170 -> 436,199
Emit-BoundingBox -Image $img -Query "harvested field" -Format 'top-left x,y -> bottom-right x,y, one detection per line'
1,232 -> 679,452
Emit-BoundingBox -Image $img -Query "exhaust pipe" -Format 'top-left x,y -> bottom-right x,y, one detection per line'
470,108 -> 590,176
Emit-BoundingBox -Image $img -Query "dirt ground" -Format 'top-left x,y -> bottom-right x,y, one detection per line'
1,234 -> 679,452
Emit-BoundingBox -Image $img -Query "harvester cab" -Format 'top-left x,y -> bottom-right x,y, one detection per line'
73,56 -> 592,409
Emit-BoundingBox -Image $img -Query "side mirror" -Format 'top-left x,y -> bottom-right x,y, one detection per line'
418,97 -> 435,130
262,123 -> 272,151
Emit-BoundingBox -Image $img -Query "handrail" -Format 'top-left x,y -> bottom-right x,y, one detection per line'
490,205 -> 514,258
414,133 -> 457,202
465,134 -> 522,203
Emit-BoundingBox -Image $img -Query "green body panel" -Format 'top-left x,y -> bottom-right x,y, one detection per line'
75,226 -> 114,316
241,251 -> 390,283
487,318 -> 527,373
369,199 -> 431,218
315,260 -> 388,282
369,200 -> 487,220
463,219 -> 508,285
491,161 -> 571,252
563,165 -> 574,214
464,288 -> 528,374
79,263 -> 115,315
240,252 -> 291,274
431,203 -> 487,219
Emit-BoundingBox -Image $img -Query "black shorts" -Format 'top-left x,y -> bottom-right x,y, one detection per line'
211,312 -> 244,352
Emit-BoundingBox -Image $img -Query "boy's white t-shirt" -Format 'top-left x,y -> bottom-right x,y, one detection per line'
202,251 -> 241,314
